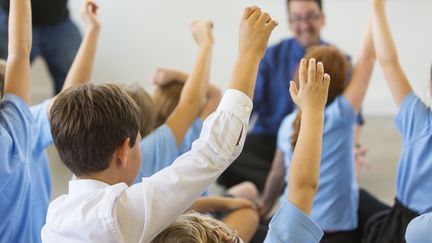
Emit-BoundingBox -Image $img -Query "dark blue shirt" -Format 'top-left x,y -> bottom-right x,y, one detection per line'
252,38 -> 310,136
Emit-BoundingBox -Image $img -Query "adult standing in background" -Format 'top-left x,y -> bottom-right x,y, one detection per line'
218,0 -> 365,192
0,0 -> 81,94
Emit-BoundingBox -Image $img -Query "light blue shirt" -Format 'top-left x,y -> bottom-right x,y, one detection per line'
30,99 -> 53,243
264,200 -> 323,243
178,118 -> 203,155
0,94 -> 35,242
405,211 -> 432,243
278,96 -> 359,231
395,93 -> 432,214
135,124 -> 178,182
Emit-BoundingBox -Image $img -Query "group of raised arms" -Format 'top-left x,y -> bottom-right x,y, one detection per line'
0,0 -> 431,243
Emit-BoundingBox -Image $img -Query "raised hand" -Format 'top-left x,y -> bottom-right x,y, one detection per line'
239,6 -> 278,59
152,68 -> 188,86
289,58 -> 330,113
191,20 -> 214,47
81,0 -> 100,30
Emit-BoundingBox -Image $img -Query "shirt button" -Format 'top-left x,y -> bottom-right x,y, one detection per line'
245,106 -> 251,112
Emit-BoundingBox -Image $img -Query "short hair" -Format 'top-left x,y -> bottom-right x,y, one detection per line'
122,83 -> 156,137
152,211 -> 241,243
50,83 -> 141,176
287,0 -> 323,10
153,81 -> 184,127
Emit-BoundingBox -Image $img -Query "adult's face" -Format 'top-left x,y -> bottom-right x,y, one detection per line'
288,1 -> 325,48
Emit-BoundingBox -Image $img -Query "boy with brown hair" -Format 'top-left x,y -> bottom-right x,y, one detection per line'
41,6 -> 278,242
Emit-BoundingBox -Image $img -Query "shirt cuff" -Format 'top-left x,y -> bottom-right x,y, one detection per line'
217,89 -> 253,121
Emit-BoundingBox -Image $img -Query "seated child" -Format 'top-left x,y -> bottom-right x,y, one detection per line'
41,5 -> 278,242
363,1 -> 432,241
0,0 -> 35,241
153,57 -> 329,243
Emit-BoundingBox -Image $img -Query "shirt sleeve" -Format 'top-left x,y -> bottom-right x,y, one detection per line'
405,212 -> 432,243
0,94 -> 34,179
30,99 -> 53,151
264,200 -> 323,243
327,95 -> 356,127
115,89 -> 253,243
395,92 -> 431,143
178,118 -> 203,155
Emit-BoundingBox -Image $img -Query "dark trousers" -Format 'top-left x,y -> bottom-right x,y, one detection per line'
217,133 -> 276,192
362,198 -> 418,243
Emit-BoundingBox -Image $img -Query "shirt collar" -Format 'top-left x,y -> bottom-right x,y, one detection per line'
68,179 -> 111,196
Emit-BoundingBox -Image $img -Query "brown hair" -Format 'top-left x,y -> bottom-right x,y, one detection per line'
287,0 -> 323,10
0,59 -> 5,98
291,45 -> 349,148
122,83 -> 156,137
50,83 -> 141,176
152,211 -> 241,243
153,81 -> 184,127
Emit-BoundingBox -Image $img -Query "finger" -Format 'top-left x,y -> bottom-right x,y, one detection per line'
242,6 -> 260,20
308,58 -> 316,85
316,61 -> 324,85
257,12 -> 271,26
289,81 -> 299,101
266,19 -> 279,31
323,73 -> 331,93
299,58 -> 307,89
249,8 -> 262,21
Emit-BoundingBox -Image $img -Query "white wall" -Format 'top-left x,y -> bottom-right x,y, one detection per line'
31,0 -> 432,115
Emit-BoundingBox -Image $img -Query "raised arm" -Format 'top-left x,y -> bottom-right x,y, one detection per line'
229,7 -> 278,97
370,0 -> 412,106
166,21 -> 213,146
4,0 -> 32,104
287,59 -> 329,214
61,1 -> 100,93
343,16 -> 375,114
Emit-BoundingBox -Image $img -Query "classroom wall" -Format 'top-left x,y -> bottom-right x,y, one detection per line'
31,0 -> 432,115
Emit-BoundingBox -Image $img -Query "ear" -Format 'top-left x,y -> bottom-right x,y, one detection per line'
117,137 -> 130,168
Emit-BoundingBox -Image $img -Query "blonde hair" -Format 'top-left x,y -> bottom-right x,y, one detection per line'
122,83 -> 156,137
152,211 -> 241,243
153,81 -> 184,128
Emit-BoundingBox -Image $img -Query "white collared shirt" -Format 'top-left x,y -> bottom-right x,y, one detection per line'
41,89 -> 252,243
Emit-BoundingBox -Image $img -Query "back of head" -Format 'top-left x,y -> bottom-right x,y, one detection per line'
152,211 -> 240,243
122,83 -> 156,137
0,59 -> 6,98
50,83 -> 141,176
153,82 -> 185,127
291,45 -> 349,148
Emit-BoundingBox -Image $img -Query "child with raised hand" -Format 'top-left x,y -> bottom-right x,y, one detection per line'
154,58 -> 329,243
0,0 -> 33,241
260,11 -> 389,242
132,20 -> 213,181
27,1 -> 101,242
41,5 -> 277,243
363,0 -> 432,242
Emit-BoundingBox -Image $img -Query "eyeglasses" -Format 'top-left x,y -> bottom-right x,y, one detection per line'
289,13 -> 322,24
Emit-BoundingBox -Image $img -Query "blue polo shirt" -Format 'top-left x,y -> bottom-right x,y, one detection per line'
405,211 -> 432,243
278,95 -> 359,231
264,200 -> 323,243
395,92 -> 432,213
0,94 -> 35,242
178,118 -> 202,155
30,99 -> 53,243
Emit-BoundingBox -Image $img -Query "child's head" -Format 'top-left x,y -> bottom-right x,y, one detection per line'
153,81 -> 185,127
122,83 -> 156,137
291,45 -> 349,148
152,211 -> 242,243
50,84 -> 142,185
0,59 -> 6,98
